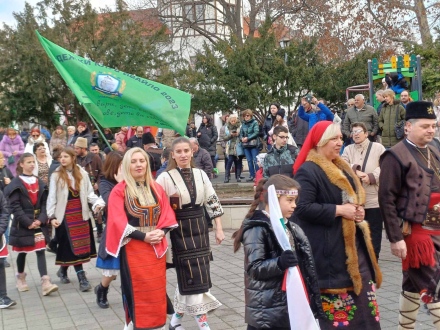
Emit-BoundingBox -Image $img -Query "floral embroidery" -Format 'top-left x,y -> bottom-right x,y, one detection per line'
321,293 -> 357,327
367,280 -> 380,322
196,314 -> 209,327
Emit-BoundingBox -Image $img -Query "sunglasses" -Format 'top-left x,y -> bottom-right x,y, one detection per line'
32,134 -> 40,137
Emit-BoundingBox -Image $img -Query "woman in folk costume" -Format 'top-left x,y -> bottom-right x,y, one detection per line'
105,147 -> 177,330
47,147 -> 104,291
233,175 -> 324,329
7,153 -> 58,296
292,121 -> 382,329
156,137 -> 225,330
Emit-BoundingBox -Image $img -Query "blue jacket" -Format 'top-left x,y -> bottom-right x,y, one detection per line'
298,103 -> 334,130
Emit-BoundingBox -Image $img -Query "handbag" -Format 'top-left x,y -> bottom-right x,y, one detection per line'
242,139 -> 258,148
394,105 -> 405,140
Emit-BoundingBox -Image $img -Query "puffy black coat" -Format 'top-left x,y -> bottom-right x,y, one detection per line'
7,177 -> 49,247
0,190 -> 10,237
239,210 -> 324,329
197,117 -> 218,156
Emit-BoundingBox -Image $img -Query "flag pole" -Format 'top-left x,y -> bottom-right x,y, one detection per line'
82,105 -> 112,150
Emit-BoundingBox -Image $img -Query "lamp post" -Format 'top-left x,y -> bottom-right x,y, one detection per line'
279,38 -> 291,116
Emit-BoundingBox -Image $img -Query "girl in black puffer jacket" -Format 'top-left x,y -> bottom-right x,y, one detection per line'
233,175 -> 324,330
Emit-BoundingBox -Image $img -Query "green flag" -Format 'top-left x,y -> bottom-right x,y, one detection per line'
36,31 -> 191,135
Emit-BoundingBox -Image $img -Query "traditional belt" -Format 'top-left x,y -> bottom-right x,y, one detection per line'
135,226 -> 156,233
423,204 -> 440,229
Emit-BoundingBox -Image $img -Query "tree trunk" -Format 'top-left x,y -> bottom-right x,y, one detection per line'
414,0 -> 432,45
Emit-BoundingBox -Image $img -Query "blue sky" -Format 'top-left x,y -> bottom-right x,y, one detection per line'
0,0 -> 115,26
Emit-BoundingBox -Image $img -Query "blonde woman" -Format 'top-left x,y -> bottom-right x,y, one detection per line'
105,147 -> 177,330
47,147 -> 104,291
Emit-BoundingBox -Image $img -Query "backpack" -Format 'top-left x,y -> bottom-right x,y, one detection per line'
145,148 -> 163,172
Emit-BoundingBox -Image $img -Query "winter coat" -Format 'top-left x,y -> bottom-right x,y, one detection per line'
49,130 -> 67,153
71,127 -> 93,147
197,118 -> 218,156
67,134 -> 76,147
239,210 -> 324,328
239,117 -> 260,148
263,144 -> 298,178
294,154 -> 382,292
298,103 -> 334,130
0,166 -> 14,192
0,135 -> 25,176
342,105 -> 379,137
0,191 -> 9,236
126,135 -> 143,149
378,100 -> 406,148
193,148 -> 213,178
223,121 -> 241,157
7,177 -> 49,247
263,114 -> 276,142
77,152 -> 103,186
46,165 -> 105,223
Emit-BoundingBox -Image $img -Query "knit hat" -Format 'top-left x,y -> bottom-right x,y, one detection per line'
293,121 -> 333,174
277,108 -> 286,118
142,132 -> 156,145
77,121 -> 87,128
405,101 -> 436,121
74,137 -> 88,149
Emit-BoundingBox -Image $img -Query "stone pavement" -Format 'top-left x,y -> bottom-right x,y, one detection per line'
0,230 -> 436,330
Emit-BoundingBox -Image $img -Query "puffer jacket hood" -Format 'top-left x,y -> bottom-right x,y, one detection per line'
239,210 -> 324,328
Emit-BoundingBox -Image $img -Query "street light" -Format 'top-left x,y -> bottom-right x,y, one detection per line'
279,37 -> 291,115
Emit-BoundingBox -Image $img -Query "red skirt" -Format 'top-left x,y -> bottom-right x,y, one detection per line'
120,239 -> 167,329
12,233 -> 46,253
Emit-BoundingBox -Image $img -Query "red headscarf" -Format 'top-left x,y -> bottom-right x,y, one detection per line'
293,121 -> 333,174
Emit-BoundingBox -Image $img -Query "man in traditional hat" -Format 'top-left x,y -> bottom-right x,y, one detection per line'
379,101 -> 440,329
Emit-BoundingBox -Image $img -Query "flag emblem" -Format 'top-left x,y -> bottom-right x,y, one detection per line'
91,72 -> 126,97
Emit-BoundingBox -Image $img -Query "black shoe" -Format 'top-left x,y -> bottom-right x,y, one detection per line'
56,267 -> 70,284
4,260 -> 10,267
77,270 -> 92,292
94,284 -> 109,309
246,177 -> 254,182
223,176 -> 230,183
0,296 -> 16,309
169,324 -> 183,330
240,176 -> 245,179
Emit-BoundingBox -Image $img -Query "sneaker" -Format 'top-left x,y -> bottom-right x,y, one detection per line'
0,296 -> 17,309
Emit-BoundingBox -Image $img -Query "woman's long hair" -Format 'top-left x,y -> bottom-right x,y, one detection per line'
166,137 -> 196,171
232,174 -> 301,252
121,147 -> 155,200
57,147 -> 83,190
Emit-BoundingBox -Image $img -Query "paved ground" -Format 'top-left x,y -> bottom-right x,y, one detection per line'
0,230 -> 436,330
